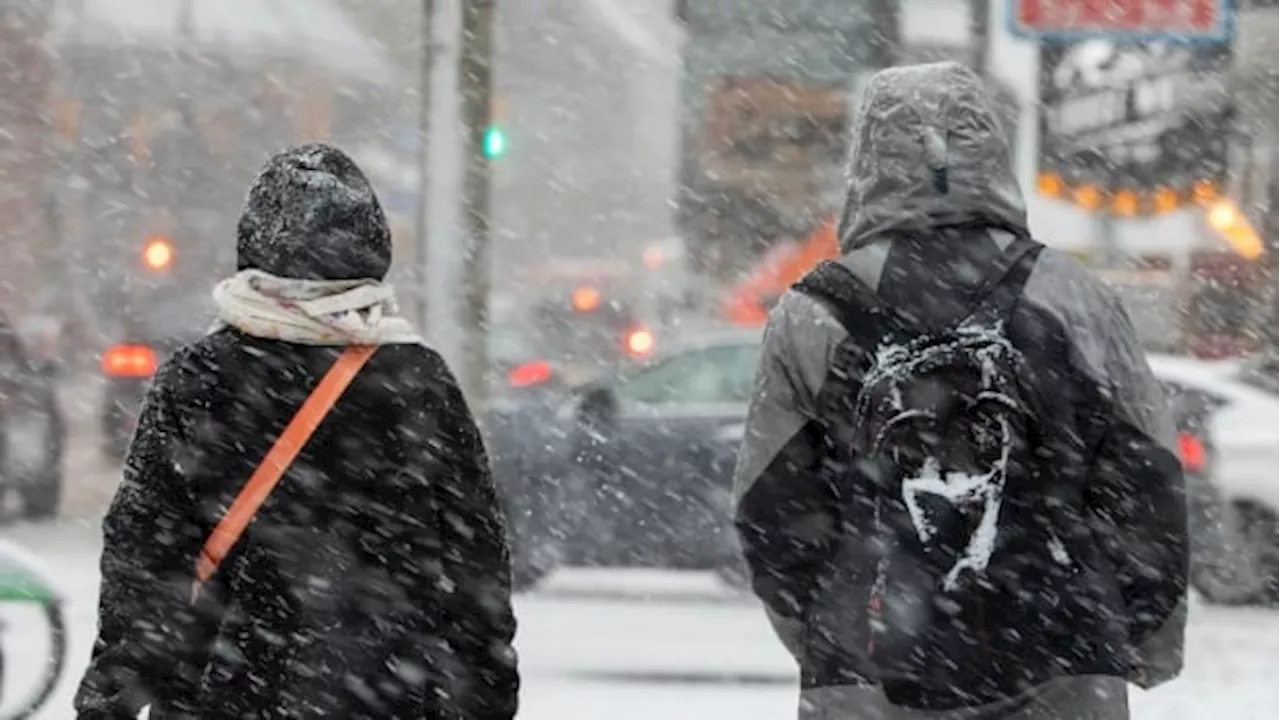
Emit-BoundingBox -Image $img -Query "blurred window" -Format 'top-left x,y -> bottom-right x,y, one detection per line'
1188,280 -> 1251,337
1157,380 -> 1226,432
617,342 -> 759,405
1234,356 -> 1280,395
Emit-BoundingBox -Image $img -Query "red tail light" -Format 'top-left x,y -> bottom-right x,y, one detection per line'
102,344 -> 158,378
1177,431 -> 1208,473
507,360 -> 554,388
624,328 -> 655,358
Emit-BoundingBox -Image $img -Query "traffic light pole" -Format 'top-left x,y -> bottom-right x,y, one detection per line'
458,0 -> 497,406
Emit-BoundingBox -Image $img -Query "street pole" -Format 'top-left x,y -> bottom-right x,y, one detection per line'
970,0 -> 990,75
864,0 -> 901,70
457,0 -> 496,406
1097,212 -> 1121,269
415,0 -> 434,335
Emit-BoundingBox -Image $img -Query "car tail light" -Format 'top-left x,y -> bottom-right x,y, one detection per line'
624,328 -> 655,358
102,344 -> 158,378
508,360 -> 554,388
1177,431 -> 1208,473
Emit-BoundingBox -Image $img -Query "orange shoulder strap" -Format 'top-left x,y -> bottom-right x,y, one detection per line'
190,344 -> 378,603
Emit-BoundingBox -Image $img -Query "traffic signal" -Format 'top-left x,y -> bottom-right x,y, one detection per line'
484,96 -> 508,159
482,125 -> 507,159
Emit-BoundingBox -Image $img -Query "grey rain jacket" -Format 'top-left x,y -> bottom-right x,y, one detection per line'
732,62 -> 1187,720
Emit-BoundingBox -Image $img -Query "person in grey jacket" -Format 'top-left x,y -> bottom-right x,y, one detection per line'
733,62 -> 1187,719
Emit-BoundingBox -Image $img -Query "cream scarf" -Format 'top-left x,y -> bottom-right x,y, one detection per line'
210,269 -> 423,346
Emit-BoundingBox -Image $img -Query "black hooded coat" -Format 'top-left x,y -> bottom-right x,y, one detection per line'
75,145 -> 519,720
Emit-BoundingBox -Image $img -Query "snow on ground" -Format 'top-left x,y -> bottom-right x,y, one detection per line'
0,519 -> 1274,719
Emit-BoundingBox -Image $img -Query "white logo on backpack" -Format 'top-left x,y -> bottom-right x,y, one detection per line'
861,321 -> 1020,591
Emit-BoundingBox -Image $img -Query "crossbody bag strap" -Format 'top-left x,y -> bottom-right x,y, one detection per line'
190,344 -> 378,604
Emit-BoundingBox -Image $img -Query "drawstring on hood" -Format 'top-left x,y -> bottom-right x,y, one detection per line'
836,62 -> 1027,253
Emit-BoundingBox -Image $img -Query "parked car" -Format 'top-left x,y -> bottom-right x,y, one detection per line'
0,315 -> 66,519
1148,353 -> 1279,604
488,327 -> 758,590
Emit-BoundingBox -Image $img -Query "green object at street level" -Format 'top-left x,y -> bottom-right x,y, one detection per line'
482,125 -> 507,159
0,540 -> 62,606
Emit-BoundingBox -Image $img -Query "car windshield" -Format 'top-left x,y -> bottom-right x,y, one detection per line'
615,341 -> 761,405
488,323 -> 540,365
1234,355 -> 1280,395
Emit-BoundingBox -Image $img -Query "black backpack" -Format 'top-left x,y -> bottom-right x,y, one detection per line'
795,237 -> 1079,708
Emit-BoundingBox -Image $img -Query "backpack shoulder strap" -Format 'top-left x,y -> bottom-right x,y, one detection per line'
792,260 -> 914,342
964,236 -> 1044,322
190,344 -> 378,603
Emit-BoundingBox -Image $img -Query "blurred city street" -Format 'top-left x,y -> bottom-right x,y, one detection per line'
0,0 -> 1274,718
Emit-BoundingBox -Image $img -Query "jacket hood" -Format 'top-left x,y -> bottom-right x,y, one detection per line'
835,62 -> 1027,252
236,143 -> 392,281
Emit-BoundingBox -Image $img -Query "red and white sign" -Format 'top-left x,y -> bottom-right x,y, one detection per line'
1011,0 -> 1233,41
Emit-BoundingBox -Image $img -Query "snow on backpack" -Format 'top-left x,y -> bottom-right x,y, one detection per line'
794,237 -> 1075,706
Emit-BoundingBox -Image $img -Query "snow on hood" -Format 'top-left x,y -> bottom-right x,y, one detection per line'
836,62 -> 1028,252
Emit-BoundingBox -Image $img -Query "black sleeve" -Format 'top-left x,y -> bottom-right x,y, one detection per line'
736,420 -> 837,618
417,356 -> 519,720
732,306 -> 841,656
1089,418 -> 1188,687
1086,298 -> 1188,687
75,358 -> 216,720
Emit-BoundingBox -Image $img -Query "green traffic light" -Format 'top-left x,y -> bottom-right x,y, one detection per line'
482,126 -> 507,158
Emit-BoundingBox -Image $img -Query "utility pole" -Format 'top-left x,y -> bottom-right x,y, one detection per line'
457,0 -> 497,406
864,0 -> 901,70
415,0 -> 434,335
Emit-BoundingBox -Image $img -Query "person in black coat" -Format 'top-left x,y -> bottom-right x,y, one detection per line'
75,144 -> 519,720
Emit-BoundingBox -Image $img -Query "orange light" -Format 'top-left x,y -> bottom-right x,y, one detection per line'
1074,185 -> 1102,211
625,328 -> 655,357
642,246 -> 665,270
1177,431 -> 1208,473
1193,180 -> 1218,204
1112,190 -> 1139,216
143,236 -> 174,271
1153,187 -> 1179,214
1207,201 -> 1239,232
101,344 -> 158,378
507,360 -> 554,388
1036,172 -> 1064,197
571,286 -> 601,312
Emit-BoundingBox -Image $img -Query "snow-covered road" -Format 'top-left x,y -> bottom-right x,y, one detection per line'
0,519 -> 1274,719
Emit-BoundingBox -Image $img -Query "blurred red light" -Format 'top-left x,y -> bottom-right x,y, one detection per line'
571,287 -> 601,312
1177,431 -> 1208,473
625,328 -> 655,357
102,344 -> 158,378
507,360 -> 554,388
